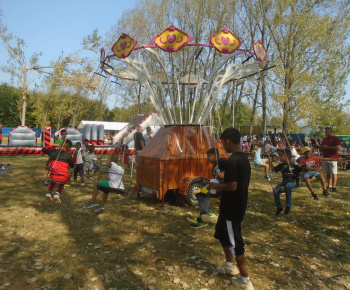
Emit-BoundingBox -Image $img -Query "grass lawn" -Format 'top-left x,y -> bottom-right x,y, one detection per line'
0,156 -> 349,289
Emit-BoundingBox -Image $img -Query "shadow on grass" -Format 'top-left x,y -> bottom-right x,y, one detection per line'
1,156 -> 350,288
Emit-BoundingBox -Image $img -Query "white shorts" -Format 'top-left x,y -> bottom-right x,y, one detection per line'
322,161 -> 337,175
254,159 -> 267,167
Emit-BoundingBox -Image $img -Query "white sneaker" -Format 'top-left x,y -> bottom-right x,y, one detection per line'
231,277 -> 254,289
217,262 -> 240,276
53,193 -> 61,204
45,192 -> 53,202
80,183 -> 85,186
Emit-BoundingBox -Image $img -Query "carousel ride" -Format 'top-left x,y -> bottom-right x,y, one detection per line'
96,25 -> 271,205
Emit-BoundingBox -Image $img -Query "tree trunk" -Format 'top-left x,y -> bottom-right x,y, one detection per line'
261,75 -> 267,137
230,83 -> 236,127
249,79 -> 261,135
234,81 -> 245,119
282,70 -> 292,134
282,100 -> 290,134
21,67 -> 28,126
221,86 -> 231,128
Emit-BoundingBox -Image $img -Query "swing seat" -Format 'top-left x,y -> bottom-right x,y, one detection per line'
97,170 -> 133,196
106,187 -> 127,195
49,170 -> 70,184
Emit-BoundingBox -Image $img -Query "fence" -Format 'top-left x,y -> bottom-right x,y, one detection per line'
1,127 -> 77,138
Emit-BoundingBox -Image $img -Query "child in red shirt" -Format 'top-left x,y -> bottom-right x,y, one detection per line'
300,146 -> 330,200
42,139 -> 74,203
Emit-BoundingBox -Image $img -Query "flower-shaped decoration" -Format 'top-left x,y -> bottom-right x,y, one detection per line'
111,33 -> 137,59
253,40 -> 267,62
208,28 -> 242,54
152,25 -> 192,53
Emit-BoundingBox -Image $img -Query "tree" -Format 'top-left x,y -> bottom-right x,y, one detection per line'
0,83 -> 21,126
260,0 -> 350,133
106,0 -> 350,133
0,21 -> 102,128
0,24 -> 43,126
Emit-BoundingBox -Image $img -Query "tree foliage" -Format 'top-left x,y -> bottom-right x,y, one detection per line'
105,0 -> 350,133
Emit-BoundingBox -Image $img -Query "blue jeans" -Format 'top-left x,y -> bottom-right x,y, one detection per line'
196,192 -> 212,215
273,180 -> 295,209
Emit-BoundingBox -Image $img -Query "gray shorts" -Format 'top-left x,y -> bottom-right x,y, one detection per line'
322,161 -> 337,175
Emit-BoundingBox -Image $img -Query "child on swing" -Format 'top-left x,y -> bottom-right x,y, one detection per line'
299,146 -> 330,199
252,143 -> 271,181
42,139 -> 74,204
190,148 -> 227,229
269,149 -> 303,215
83,149 -> 125,212
44,129 -> 67,185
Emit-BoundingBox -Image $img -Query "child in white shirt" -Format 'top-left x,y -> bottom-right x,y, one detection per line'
83,150 -> 124,212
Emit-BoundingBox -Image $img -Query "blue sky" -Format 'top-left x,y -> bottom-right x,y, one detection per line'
0,0 -> 349,108
0,0 -> 137,89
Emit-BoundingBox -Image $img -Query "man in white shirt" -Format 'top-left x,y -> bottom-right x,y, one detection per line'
143,126 -> 153,145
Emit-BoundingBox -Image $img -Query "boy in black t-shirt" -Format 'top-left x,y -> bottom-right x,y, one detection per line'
209,128 -> 253,290
269,149 -> 302,215
190,148 -> 227,229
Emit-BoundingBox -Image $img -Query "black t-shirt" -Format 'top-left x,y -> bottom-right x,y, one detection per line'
219,152 -> 251,222
212,158 -> 227,182
134,132 -> 145,151
274,162 -> 301,182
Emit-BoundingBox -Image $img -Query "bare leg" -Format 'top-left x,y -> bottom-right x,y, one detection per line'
317,175 -> 327,191
332,174 -> 338,188
326,174 -> 332,187
263,164 -> 269,176
223,246 -> 234,263
304,178 -> 314,195
92,168 -> 99,177
101,193 -> 108,206
90,183 -> 99,202
236,255 -> 249,277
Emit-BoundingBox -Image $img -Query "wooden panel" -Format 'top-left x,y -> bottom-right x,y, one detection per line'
137,125 -> 229,200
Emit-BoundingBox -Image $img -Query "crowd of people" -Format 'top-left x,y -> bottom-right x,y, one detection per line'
42,126 -> 155,212
40,125 -> 347,290
249,127 -> 344,215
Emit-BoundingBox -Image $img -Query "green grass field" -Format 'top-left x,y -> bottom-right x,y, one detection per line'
0,156 -> 349,289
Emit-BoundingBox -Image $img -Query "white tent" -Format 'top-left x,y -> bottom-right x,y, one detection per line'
77,121 -> 128,131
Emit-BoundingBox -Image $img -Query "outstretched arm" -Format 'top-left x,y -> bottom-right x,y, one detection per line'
106,150 -> 114,168
209,181 -> 237,192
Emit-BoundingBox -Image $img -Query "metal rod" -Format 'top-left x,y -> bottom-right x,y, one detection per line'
242,55 -> 253,64
94,72 -> 107,78
100,61 -> 114,69
260,65 -> 276,72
